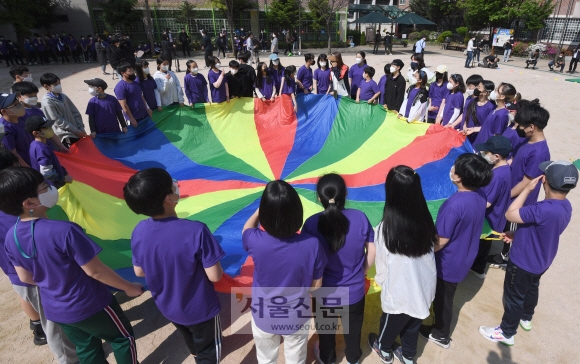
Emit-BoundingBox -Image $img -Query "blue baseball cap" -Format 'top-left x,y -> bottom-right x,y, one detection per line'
269,53 -> 279,61
0,92 -> 18,110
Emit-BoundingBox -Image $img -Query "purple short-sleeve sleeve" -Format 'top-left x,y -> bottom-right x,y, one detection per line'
65,224 -> 102,266
313,241 -> 325,280
371,81 -> 379,94
491,111 -> 509,135
114,83 -> 127,101
199,224 -> 225,268
1,132 -> 15,151
364,217 -> 375,242
518,204 -> 540,225
523,151 -> 544,179
85,99 -> 94,116
435,202 -> 459,239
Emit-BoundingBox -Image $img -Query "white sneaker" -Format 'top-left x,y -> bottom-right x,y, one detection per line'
470,269 -> 486,279
479,325 -> 515,346
519,320 -> 532,331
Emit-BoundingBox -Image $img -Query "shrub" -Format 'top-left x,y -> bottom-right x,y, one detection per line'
347,29 -> 361,45
360,31 -> 366,45
408,32 -> 421,41
419,29 -> 431,39
437,30 -> 453,43
511,41 -> 530,57
429,31 -> 440,41
545,43 -> 559,56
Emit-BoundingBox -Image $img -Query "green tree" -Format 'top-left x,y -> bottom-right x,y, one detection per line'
267,0 -> 301,31
409,0 -> 430,19
308,0 -> 349,54
211,0 -> 258,50
423,0 -> 465,31
175,1 -> 196,29
101,0 -> 142,33
0,0 -> 60,41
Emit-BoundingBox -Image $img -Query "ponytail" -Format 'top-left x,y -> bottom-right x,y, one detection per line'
316,174 -> 350,253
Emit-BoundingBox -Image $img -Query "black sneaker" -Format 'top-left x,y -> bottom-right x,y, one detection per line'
419,325 -> 451,349
368,333 -> 393,364
33,329 -> 47,346
486,253 -> 508,268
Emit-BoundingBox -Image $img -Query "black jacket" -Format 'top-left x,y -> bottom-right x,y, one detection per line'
179,32 -> 189,43
107,44 -> 133,69
384,73 -> 406,111
238,64 -> 256,97
226,72 -> 247,98
161,40 -> 172,58
203,35 -> 213,51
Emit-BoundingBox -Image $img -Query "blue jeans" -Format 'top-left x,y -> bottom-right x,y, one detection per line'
465,51 -> 473,67
500,260 -> 544,337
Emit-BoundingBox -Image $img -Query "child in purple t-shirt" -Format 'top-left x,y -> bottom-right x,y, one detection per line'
125,168 -> 225,363
0,93 -> 34,167
242,180 -> 325,364
84,78 -> 128,137
25,115 -> 72,189
279,65 -> 298,113
355,66 -> 380,103
296,53 -> 315,94
479,160 -> 576,346
313,54 -> 331,94
207,56 -> 230,104
420,153 -> 491,348
302,174 -> 375,364
0,167 -> 143,363
437,74 -> 466,127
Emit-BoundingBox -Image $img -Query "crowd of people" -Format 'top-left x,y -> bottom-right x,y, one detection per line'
0,45 -> 577,364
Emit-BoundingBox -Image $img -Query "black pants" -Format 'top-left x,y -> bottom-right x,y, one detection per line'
500,261 -> 543,337
373,42 -> 380,54
317,296 -> 365,364
71,49 -> 81,63
286,43 -> 292,54
432,278 -> 457,338
181,43 -> 191,57
172,315 -> 222,364
427,117 -> 436,124
204,50 -> 213,67
4,54 -> 15,67
48,49 -> 58,63
378,312 -> 422,360
59,50 -> 70,63
384,44 -> 392,54
471,237 -> 492,274
217,46 -> 226,58
83,50 -> 89,62
569,58 -> 579,72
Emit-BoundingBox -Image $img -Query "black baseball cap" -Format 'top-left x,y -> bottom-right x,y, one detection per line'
506,102 -> 520,111
539,160 -> 578,191
0,92 -> 19,110
391,59 -> 404,69
475,136 -> 512,157
84,78 -> 108,90
25,115 -> 55,133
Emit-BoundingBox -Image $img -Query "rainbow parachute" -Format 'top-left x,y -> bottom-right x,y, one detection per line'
49,94 -> 476,293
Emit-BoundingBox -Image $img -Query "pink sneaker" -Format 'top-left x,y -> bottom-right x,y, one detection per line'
479,325 -> 515,346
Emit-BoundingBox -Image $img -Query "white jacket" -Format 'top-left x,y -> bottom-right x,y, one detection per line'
153,70 -> 184,106
398,87 -> 429,122
374,223 -> 436,319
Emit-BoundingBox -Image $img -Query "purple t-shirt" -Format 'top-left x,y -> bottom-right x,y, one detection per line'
296,65 -> 313,94
270,66 -> 285,94
349,62 -> 367,98
473,108 -> 509,146
481,165 -> 511,232
441,92 -> 464,126
242,228 -> 325,334
114,79 -> 148,120
314,68 -> 331,94
302,209 -> 374,305
29,140 -> 67,188
131,217 -> 225,326
510,140 -> 550,206
135,76 -> 159,110
257,78 -> 275,99
5,219 -> 112,323
428,82 -> 450,119
511,199 -> 572,274
435,191 -> 487,283
208,69 -> 228,103
281,77 -> 296,95
463,99 -> 495,144
184,73 -> 209,104
85,95 -> 124,134
358,79 -> 379,101
404,87 -> 420,117
0,211 -> 31,287
1,117 -> 34,166
378,75 -> 388,105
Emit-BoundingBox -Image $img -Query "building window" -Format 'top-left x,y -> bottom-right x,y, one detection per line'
399,0 -> 405,4
542,18 -> 580,43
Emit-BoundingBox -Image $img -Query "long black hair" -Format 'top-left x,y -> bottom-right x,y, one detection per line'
255,61 -> 272,88
135,60 -> 152,81
381,166 -> 437,257
316,174 -> 350,253
466,80 -> 494,126
185,60 -> 198,75
449,73 -> 466,94
284,65 -> 296,84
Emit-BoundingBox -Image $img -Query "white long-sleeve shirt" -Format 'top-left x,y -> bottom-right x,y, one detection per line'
153,70 -> 184,106
374,223 -> 436,319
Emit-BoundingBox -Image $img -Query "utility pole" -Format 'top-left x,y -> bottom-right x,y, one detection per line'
144,0 -> 155,53
299,0 -> 302,55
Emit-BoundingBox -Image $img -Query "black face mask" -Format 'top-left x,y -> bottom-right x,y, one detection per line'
127,74 -> 137,81
516,127 -> 528,138
473,89 -> 481,97
435,72 -> 443,80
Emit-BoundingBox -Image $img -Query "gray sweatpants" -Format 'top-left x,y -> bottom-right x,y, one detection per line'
13,285 -> 79,364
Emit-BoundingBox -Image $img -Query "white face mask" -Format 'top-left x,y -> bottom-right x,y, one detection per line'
489,90 -> 498,101
273,60 -> 279,65
170,181 -> 180,204
449,167 -> 459,184
230,69 -> 238,75
23,97 -> 38,106
160,65 -> 169,72
355,57 -> 362,64
466,89 -> 474,96
51,84 -> 62,94
88,87 -> 98,96
508,113 -> 515,123
23,75 -> 33,82
320,62 -> 327,67
215,63 -> 221,69
143,68 -> 150,75
483,153 -> 497,165
389,66 -> 397,73
38,185 -> 59,208
446,82 -> 454,91
191,68 -> 199,74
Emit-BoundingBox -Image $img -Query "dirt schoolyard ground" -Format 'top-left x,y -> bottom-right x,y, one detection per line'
1,46 -> 580,363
